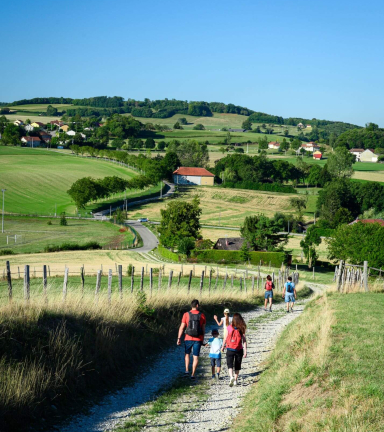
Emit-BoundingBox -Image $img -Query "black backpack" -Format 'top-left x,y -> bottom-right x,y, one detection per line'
185,312 -> 202,337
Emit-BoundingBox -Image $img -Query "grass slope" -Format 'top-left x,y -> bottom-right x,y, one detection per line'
0,147 -> 144,215
233,291 -> 384,432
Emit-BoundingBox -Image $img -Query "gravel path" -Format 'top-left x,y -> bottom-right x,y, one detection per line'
59,285 -> 323,432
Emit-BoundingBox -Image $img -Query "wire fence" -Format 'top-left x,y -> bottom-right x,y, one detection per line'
0,260 -> 300,304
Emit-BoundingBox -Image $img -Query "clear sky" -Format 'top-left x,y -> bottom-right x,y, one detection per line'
2,0 -> 384,126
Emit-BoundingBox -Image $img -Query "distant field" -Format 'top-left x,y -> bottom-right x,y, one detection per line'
7,103 -> 73,111
0,216 -> 134,254
0,147 -> 141,215
4,114 -> 62,123
130,186 -> 316,227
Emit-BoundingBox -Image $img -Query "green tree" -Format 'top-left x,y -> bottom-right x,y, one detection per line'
173,122 -> 183,129
145,138 -> 156,149
1,123 -> 22,146
60,212 -> 68,226
114,207 -> 125,224
46,105 -> 58,116
240,215 -> 287,251
158,197 -> 202,248
112,138 -> 125,149
239,241 -> 251,262
284,129 -> 289,137
258,136 -> 269,150
67,177 -> 102,209
176,140 -> 209,168
225,132 -> 232,146
193,123 -> 205,130
289,197 -> 307,218
242,119 -> 252,130
0,115 -> 8,134
177,237 -> 195,257
326,147 -> 355,178
178,118 -> 188,125
300,225 -> 321,268
157,141 -> 166,150
280,138 -> 289,151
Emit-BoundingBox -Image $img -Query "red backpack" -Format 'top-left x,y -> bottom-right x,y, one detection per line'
265,280 -> 273,291
226,326 -> 243,350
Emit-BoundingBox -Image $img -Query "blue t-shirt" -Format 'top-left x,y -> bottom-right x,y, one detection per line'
285,282 -> 295,295
208,337 -> 223,358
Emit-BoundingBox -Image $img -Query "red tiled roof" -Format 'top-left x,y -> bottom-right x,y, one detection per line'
173,167 -> 215,177
313,153 -> 322,158
349,148 -> 364,152
268,141 -> 280,146
350,219 -> 384,226
22,136 -> 41,141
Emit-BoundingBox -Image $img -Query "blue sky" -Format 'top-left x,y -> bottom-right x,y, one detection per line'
1,0 -> 384,126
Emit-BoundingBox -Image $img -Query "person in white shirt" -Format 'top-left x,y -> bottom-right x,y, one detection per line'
214,308 -> 232,340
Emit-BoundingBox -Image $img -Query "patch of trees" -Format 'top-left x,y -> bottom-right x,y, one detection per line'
72,96 -> 124,108
2,97 -> 73,106
167,140 -> 209,168
214,154 -> 302,186
335,123 -> 384,150
327,222 -> 384,268
188,103 -> 212,117
249,112 -> 284,124
0,123 -> 22,146
317,180 -> 384,227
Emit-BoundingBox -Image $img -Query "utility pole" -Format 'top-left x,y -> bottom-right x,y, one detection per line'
1,189 -> 6,234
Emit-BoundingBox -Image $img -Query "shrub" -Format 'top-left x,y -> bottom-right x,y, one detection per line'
44,242 -> 102,253
222,181 -> 296,194
157,245 -> 184,262
60,212 -> 68,226
191,250 -> 290,266
0,249 -> 15,256
47,220 -> 52,225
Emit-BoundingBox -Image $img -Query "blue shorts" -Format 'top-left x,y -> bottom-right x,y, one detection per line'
265,290 -> 273,299
210,357 -> 222,367
285,294 -> 295,303
185,340 -> 202,357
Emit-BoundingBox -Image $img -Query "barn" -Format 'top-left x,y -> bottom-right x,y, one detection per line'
173,167 -> 215,186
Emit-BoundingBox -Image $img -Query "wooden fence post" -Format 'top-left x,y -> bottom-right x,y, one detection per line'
239,276 -> 243,292
363,261 -> 369,292
177,271 -> 182,287
24,265 -> 30,302
193,265 -> 195,277
158,269 -> 162,290
215,272 -> 219,290
81,266 -> 85,295
209,269 -> 212,296
244,274 -> 247,293
223,273 -> 227,291
140,267 -> 144,291
313,266 -> 315,280
168,270 -> 173,290
18,266 -> 20,279
43,265 -> 47,303
95,270 -> 101,300
118,265 -> 123,299
131,266 -> 135,293
150,268 -> 153,297
108,269 -> 112,304
336,260 -> 344,292
6,261 -> 12,302
188,270 -> 192,293
231,274 -> 234,289
48,265 -> 51,277
252,275 -> 255,294
200,271 -> 204,296
62,268 -> 69,301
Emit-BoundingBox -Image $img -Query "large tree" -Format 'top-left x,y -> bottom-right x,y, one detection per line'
240,214 -> 287,251
300,225 -> 321,268
326,147 -> 355,179
1,123 -> 22,146
158,197 -> 202,248
175,140 -> 209,168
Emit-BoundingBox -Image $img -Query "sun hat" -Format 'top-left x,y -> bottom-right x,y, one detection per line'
223,308 -> 230,314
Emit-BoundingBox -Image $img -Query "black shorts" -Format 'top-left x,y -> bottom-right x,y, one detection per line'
226,349 -> 244,371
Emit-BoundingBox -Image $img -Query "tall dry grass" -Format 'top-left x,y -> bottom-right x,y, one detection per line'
0,283 -> 264,431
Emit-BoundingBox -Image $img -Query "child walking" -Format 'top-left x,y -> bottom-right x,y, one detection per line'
207,329 -> 223,382
214,308 -> 232,341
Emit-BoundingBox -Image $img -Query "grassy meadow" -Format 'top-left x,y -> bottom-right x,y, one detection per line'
0,216 -> 134,254
233,291 -> 384,432
0,147 -> 160,216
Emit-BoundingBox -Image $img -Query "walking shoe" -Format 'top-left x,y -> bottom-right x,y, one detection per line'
184,371 -> 189,377
269,308 -> 272,313
286,310 -> 289,313
229,377 -> 235,387
264,308 -> 267,312
290,308 -> 293,313
191,376 -> 196,381
233,380 -> 238,386
215,373 -> 220,383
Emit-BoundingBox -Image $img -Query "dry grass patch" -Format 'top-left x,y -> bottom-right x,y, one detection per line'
353,170 -> 384,183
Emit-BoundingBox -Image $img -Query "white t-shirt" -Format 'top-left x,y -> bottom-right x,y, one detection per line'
222,316 -> 232,326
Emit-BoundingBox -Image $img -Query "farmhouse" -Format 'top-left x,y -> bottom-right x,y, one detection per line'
360,149 -> 378,163
268,141 -> 280,149
60,125 -> 70,132
313,151 -> 322,160
214,237 -> 244,251
31,121 -> 45,128
173,167 -> 215,186
297,123 -> 304,129
50,120 -> 64,127
349,148 -> 364,161
301,142 -> 320,152
39,131 -> 51,142
21,136 -> 41,147
14,119 -> 24,126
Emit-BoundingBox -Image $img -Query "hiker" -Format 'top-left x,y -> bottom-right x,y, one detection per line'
214,308 -> 232,340
282,276 -> 297,313
264,275 -> 275,312
206,329 -> 223,382
177,299 -> 206,380
222,312 -> 247,387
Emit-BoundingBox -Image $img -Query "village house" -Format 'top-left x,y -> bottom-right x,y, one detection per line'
349,218 -> 384,226
349,148 -> 365,161
60,125 -> 70,132
66,130 -> 86,138
39,131 -> 52,142
313,151 -> 322,160
50,120 -> 64,127
301,142 -> 320,152
297,122 -> 304,129
268,141 -> 280,149
31,121 -> 45,128
14,119 -> 24,126
360,149 -> 378,163
214,237 -> 244,251
21,136 -> 41,147
24,124 -> 34,132
173,167 -> 215,186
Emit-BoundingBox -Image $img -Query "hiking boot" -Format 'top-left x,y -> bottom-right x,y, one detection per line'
229,377 -> 235,387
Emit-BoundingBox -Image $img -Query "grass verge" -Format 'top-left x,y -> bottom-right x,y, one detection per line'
233,290 -> 384,432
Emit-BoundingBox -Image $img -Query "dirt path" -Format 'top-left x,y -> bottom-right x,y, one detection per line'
59,285 -> 323,432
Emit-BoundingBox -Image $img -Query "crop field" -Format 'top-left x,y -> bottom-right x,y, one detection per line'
352,170 -> 384,182
7,103 -> 73,111
4,114 -> 63,123
130,186 -> 317,226
0,147 -> 150,216
0,216 -> 134,254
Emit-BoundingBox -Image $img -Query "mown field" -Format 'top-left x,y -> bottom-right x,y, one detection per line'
234,292 -> 384,432
130,186 -> 318,226
0,216 -> 134,254
0,147 -> 159,216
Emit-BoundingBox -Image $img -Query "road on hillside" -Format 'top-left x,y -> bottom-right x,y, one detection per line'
126,220 -> 159,252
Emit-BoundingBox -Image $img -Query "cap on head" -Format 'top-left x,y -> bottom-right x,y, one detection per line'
224,308 -> 230,314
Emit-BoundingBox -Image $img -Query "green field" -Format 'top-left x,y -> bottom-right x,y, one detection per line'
7,103 -> 73,112
0,146 -> 159,216
0,216 -> 134,254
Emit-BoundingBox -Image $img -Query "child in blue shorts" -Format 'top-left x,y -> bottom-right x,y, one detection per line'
283,276 -> 297,313
207,329 -> 223,382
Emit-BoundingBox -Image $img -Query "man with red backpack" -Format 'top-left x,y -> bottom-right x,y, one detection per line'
222,313 -> 247,387
264,275 -> 275,312
177,299 -> 206,380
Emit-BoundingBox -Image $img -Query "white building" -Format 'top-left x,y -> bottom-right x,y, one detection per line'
268,141 -> 280,149
173,167 -> 215,186
349,148 -> 365,161
301,142 -> 320,152
360,149 -> 378,163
